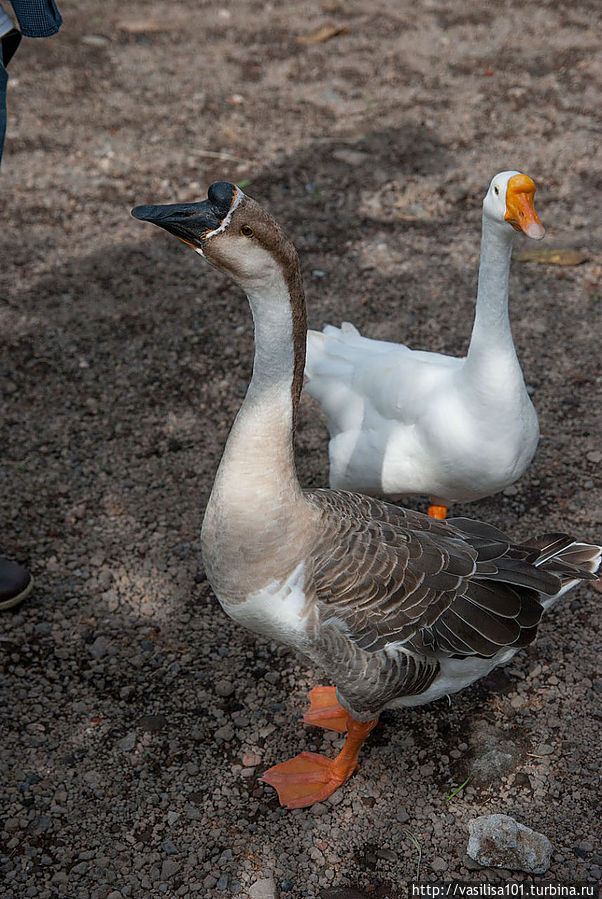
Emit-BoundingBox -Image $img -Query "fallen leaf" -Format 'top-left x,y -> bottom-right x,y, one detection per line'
297,23 -> 348,45
516,248 -> 589,266
81,34 -> 109,47
117,18 -> 170,34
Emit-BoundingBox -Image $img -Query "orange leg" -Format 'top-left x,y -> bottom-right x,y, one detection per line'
300,685 -> 349,733
259,713 -> 378,809
428,503 -> 448,520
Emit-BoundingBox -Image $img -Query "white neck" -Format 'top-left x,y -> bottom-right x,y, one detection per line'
465,214 -> 520,376
246,278 -> 297,409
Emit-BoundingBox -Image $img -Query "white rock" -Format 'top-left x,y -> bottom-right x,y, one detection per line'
468,813 -> 552,874
248,873 -> 278,899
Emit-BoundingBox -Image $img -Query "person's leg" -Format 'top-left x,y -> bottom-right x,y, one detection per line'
0,60 -> 6,163
1,28 -> 21,67
0,2 -> 22,163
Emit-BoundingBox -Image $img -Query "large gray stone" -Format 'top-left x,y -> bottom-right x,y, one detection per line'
468,814 -> 552,874
248,873 -> 278,899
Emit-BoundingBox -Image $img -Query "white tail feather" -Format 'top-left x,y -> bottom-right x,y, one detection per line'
538,541 -> 602,611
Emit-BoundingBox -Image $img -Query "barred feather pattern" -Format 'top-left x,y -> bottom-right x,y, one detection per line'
302,490 -> 600,716
306,617 -> 439,721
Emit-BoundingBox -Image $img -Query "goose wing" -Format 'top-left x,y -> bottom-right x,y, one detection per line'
305,490 -> 563,657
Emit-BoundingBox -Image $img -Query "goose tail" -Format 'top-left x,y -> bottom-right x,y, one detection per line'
524,533 -> 602,609
305,322 -> 360,381
304,324 -> 365,433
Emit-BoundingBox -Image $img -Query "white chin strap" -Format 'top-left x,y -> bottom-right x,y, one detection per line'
203,187 -> 245,240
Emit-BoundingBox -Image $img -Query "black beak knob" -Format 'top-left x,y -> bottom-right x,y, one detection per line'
208,182 -> 238,217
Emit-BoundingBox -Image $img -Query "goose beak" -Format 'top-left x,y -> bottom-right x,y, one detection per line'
131,181 -> 241,249
504,174 -> 545,240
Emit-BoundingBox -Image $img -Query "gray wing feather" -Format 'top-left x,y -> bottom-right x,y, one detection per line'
304,490 -> 578,660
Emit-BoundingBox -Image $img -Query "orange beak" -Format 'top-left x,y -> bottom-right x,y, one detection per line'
504,174 -> 545,239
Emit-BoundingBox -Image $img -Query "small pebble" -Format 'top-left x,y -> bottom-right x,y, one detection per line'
89,636 -> 109,659
310,802 -> 328,816
138,715 -> 168,733
161,858 -> 180,879
116,732 -> 136,752
215,724 -> 234,741
215,680 -> 235,697
242,752 -> 262,767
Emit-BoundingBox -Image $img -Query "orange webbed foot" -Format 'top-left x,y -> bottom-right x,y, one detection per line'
428,503 -> 448,520
259,750 -> 348,808
301,685 -> 350,733
259,716 -> 378,808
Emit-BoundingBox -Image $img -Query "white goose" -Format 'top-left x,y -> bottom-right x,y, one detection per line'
132,182 -> 601,809
305,171 -> 545,519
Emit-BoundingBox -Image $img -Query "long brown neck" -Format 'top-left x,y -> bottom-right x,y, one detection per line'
204,257 -> 307,530
288,264 -> 307,431
201,256 -> 313,599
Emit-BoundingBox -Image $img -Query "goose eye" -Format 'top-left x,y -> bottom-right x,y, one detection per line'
494,186 -> 499,196
240,225 -> 254,237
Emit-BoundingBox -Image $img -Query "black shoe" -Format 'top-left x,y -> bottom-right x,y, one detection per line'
1,28 -> 22,68
0,556 -> 34,610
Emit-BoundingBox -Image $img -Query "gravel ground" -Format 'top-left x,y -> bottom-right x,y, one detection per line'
1,1 -> 601,897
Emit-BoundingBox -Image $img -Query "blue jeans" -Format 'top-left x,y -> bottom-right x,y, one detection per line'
0,61 -> 6,164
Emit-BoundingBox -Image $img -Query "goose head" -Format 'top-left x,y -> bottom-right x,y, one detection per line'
132,181 -> 299,294
483,171 -> 545,240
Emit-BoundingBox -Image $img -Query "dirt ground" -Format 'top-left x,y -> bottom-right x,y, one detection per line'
1,1 -> 601,897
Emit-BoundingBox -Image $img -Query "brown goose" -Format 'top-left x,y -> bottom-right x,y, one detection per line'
132,182 -> 602,809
